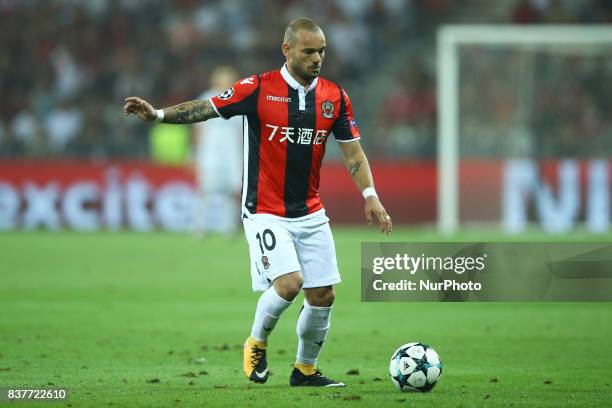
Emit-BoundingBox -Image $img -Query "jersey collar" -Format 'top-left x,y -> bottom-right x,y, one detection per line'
281,64 -> 318,93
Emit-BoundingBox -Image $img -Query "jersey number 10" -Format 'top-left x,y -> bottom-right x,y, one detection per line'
256,229 -> 276,254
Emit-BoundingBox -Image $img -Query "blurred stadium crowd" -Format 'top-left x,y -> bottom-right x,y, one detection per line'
0,0 -> 611,160
459,45 -> 612,158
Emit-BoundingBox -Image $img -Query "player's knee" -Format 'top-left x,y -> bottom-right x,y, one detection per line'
277,282 -> 302,301
305,286 -> 335,307
319,288 -> 335,307
274,273 -> 303,301
286,281 -> 303,300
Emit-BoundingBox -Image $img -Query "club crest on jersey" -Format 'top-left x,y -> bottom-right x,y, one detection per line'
261,256 -> 270,270
218,87 -> 234,100
321,100 -> 334,119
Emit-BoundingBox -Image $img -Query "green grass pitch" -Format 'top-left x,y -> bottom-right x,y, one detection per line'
1,228 -> 611,407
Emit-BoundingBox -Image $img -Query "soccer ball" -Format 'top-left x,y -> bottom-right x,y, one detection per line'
389,342 -> 442,392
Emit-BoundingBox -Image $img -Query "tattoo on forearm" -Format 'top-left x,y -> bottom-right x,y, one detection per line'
163,100 -> 218,124
348,161 -> 362,177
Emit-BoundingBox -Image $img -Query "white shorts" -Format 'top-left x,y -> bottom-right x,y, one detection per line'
242,209 -> 341,292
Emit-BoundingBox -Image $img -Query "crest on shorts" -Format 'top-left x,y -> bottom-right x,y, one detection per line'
218,87 -> 234,100
321,100 -> 334,119
261,256 -> 270,270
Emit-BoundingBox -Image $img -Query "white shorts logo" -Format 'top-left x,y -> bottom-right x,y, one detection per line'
218,88 -> 234,100
261,255 -> 270,270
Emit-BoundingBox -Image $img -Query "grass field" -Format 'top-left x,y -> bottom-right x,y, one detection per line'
1,228 -> 611,407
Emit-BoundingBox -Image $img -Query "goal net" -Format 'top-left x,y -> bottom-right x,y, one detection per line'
437,25 -> 612,234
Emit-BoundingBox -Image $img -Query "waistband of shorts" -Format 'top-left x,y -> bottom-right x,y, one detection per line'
242,208 -> 327,223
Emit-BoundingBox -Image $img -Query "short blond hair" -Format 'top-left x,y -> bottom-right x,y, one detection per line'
283,18 -> 323,45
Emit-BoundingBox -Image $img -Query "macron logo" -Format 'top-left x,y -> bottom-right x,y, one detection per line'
266,95 -> 291,103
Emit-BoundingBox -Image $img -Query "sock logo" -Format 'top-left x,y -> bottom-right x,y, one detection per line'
263,326 -> 273,332
314,340 -> 325,347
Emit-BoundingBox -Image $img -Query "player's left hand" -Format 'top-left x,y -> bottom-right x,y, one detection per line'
365,196 -> 392,235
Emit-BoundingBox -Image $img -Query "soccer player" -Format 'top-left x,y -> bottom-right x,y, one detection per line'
192,66 -> 243,238
124,18 -> 392,387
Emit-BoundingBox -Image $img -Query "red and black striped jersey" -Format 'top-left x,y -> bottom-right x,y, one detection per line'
209,65 -> 360,219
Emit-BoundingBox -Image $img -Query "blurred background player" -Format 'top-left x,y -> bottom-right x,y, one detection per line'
192,66 -> 242,238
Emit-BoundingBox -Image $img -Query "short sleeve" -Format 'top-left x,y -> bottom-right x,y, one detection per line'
332,88 -> 360,142
209,75 -> 259,119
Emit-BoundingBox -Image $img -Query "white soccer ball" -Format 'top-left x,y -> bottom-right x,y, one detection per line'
389,342 -> 442,392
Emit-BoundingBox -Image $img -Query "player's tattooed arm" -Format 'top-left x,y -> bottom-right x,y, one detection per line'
339,140 -> 392,234
162,100 -> 219,124
339,141 -> 370,189
124,97 -> 219,123
348,160 -> 362,177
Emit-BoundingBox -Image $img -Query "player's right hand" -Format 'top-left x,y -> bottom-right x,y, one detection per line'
365,196 -> 392,235
123,96 -> 157,121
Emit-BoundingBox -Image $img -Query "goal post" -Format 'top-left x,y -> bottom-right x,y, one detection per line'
437,25 -> 612,234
